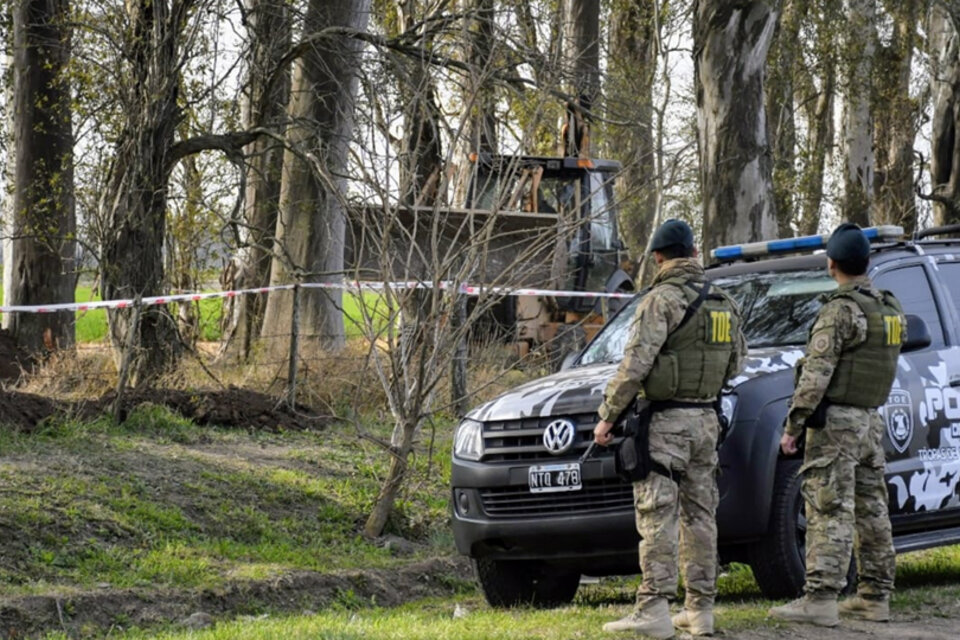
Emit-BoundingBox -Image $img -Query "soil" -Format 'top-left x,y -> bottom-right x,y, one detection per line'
0,387 -> 327,433
0,329 -> 30,384
0,557 -> 472,639
723,614 -> 960,640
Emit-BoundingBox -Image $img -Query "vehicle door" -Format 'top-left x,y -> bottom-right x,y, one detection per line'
872,259 -> 960,518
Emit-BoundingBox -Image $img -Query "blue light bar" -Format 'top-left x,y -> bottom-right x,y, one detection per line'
710,226 -> 903,262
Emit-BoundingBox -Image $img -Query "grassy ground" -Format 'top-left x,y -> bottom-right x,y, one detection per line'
0,405 -> 452,597
30,549 -> 960,640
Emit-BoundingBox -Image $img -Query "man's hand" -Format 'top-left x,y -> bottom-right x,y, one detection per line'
594,419 -> 615,446
780,432 -> 799,455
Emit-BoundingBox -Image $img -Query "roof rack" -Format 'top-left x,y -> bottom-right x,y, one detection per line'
710,225 -> 904,263
915,224 -> 960,240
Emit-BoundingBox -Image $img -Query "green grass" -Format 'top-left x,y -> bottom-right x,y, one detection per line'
0,405 -> 453,596
62,544 -> 960,639
0,287 -> 385,343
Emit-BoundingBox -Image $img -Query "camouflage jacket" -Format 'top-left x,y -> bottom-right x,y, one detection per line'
597,258 -> 747,423
784,276 -> 898,436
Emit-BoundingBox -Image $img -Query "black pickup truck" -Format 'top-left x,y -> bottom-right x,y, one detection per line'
451,226 -> 960,606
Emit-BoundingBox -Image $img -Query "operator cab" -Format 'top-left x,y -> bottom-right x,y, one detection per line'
467,154 -> 628,312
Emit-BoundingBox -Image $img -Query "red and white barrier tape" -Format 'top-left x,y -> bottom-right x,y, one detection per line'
0,280 -> 634,314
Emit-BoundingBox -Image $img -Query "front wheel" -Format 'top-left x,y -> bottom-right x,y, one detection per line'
473,558 -> 580,608
748,459 -> 855,599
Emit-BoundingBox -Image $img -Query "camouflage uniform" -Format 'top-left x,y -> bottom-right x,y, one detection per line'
785,276 -> 900,598
598,258 -> 747,611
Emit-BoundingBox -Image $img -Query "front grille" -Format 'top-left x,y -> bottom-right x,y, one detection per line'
482,413 -> 598,462
479,478 -> 634,518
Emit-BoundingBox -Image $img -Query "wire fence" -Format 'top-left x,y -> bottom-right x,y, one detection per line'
1,280 -> 627,422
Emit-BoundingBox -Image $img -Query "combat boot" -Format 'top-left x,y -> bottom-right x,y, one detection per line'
672,608 -> 714,636
838,595 -> 890,622
602,598 -> 674,638
768,595 -> 839,627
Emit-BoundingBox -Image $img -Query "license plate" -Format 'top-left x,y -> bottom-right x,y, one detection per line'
528,463 -> 582,493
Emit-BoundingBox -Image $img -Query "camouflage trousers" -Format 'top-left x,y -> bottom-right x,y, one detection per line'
801,405 -> 895,598
633,407 -> 719,611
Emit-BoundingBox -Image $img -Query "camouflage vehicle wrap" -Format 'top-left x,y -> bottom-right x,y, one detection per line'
452,243 -> 960,606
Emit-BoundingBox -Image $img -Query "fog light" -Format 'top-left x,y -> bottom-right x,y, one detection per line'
457,490 -> 470,515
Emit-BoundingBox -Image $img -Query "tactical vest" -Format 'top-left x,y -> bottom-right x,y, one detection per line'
822,287 -> 904,408
643,277 -> 739,401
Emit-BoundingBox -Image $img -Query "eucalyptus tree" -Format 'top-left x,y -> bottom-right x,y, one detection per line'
4,0 -> 76,354
928,0 -> 960,225
695,0 -> 779,254
841,0 -> 876,227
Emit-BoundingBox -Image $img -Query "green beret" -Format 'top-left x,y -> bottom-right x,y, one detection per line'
650,218 -> 694,252
826,222 -> 870,261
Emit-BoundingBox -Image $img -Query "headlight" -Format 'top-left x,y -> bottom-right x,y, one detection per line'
454,419 -> 484,461
720,394 -> 738,424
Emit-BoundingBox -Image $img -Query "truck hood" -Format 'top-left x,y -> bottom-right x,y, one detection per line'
467,347 -> 805,423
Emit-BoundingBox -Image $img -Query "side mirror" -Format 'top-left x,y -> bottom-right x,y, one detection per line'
902,314 -> 931,353
559,351 -> 579,371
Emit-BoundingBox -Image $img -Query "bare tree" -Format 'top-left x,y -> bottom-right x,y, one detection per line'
695,0 -> 779,254
4,0 -> 76,354
219,0 -> 292,360
260,0 -> 372,352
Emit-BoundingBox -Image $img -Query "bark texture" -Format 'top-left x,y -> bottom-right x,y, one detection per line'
6,0 -> 76,354
695,0 -> 779,256
873,0 -> 920,233
608,0 -> 657,262
219,0 -> 292,360
98,0 -> 188,383
766,0 -> 801,236
562,0 -> 600,157
261,0 -> 371,350
928,3 -> 960,225
841,0 -> 876,227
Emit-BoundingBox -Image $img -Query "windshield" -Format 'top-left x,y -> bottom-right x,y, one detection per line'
578,269 -> 835,366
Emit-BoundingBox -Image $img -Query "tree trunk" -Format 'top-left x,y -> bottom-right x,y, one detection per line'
561,0 -> 600,157
841,0 -> 876,227
5,0 -> 76,354
795,0 -> 838,236
695,0 -> 779,255
766,0 -> 802,237
873,0 -> 919,233
260,0 -> 371,351
929,3 -> 960,225
608,0 -> 657,264
98,0 -> 186,383
219,0 -> 291,361
453,0 -> 498,205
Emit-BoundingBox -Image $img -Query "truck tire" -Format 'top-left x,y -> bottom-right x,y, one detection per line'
748,459 -> 856,599
473,558 -> 580,608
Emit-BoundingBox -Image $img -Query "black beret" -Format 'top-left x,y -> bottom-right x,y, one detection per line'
650,218 -> 694,252
826,222 -> 870,261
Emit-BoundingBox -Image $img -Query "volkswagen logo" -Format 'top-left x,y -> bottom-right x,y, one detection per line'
543,419 -> 576,455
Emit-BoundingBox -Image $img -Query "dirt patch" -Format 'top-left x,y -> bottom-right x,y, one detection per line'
0,387 -> 327,433
0,329 -> 30,384
725,616 -> 960,640
0,557 -> 472,639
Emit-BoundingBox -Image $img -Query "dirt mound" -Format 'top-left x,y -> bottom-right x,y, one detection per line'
0,387 -> 326,433
0,557 -> 471,638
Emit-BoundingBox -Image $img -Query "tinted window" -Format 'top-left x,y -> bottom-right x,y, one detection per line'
935,262 -> 960,318
578,269 -> 837,366
874,265 -> 945,347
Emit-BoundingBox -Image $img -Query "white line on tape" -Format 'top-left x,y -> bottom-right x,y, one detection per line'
0,280 -> 634,314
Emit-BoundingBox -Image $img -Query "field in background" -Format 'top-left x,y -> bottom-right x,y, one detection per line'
0,287 -> 384,343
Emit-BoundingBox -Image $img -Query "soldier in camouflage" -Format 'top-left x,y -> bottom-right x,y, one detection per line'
593,219 -> 747,639
770,223 -> 904,627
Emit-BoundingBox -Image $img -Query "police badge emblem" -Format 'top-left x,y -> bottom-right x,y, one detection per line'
883,389 -> 913,454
